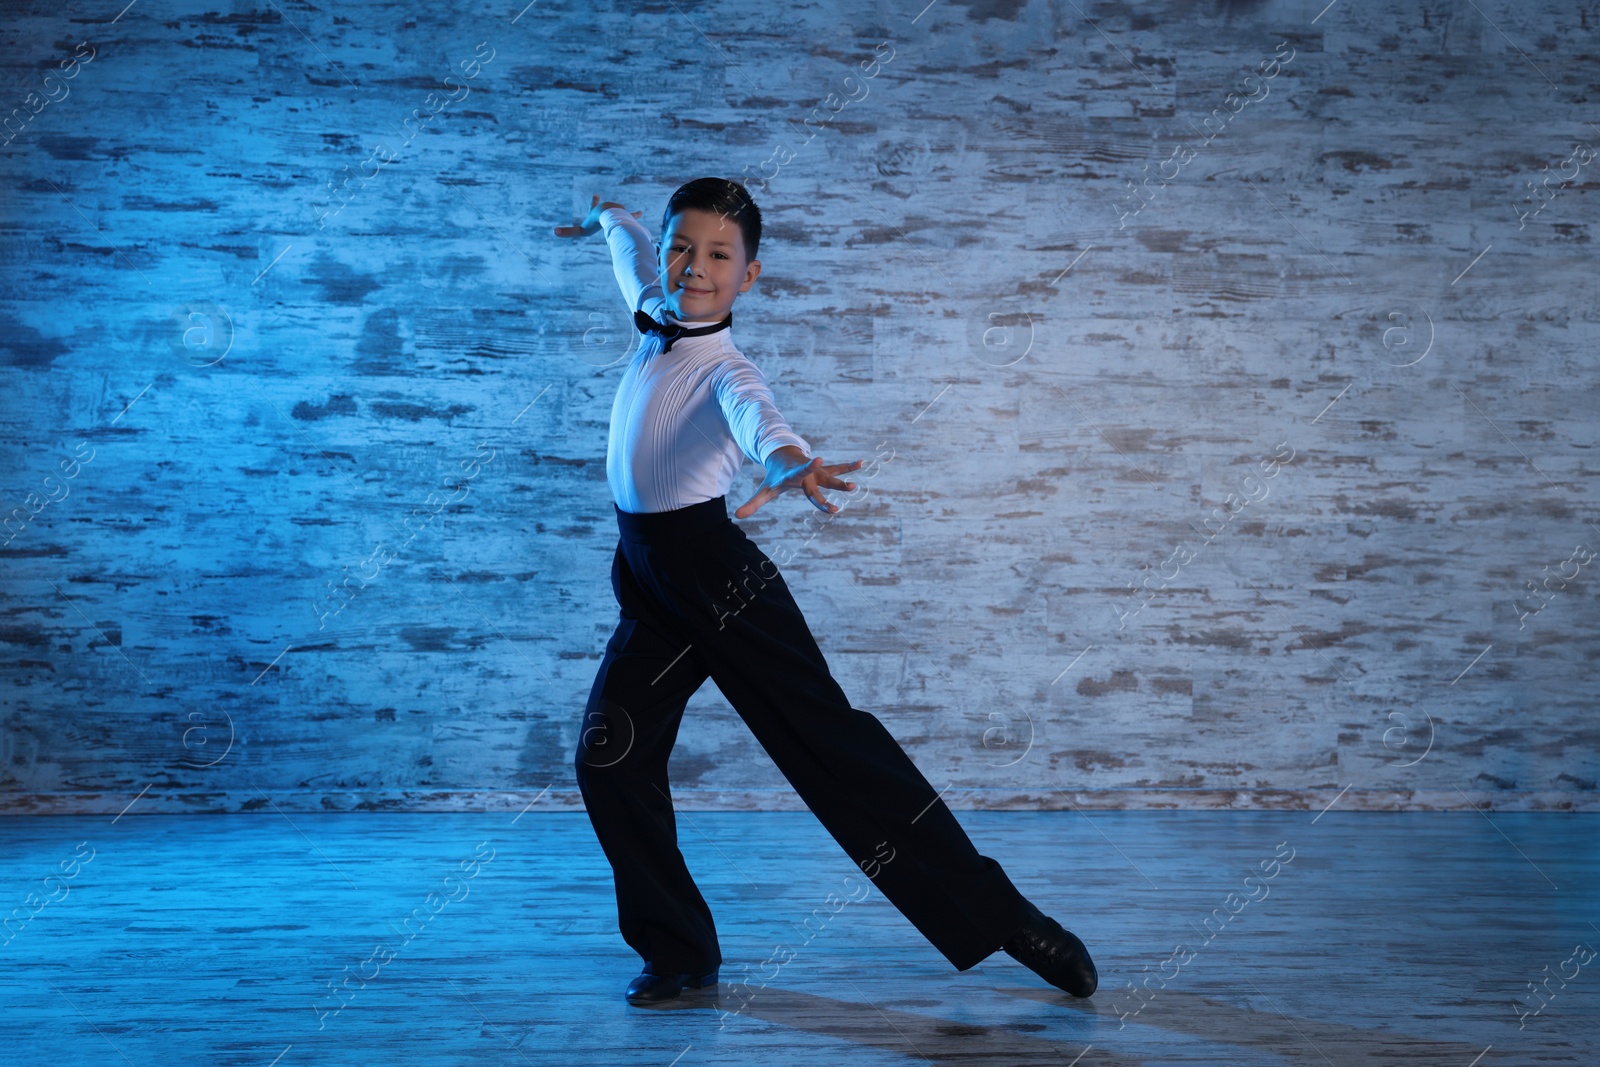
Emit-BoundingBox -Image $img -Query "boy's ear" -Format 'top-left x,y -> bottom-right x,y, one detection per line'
741,258 -> 761,290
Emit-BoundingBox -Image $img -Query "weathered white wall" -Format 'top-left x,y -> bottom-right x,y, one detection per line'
1,0 -> 1595,811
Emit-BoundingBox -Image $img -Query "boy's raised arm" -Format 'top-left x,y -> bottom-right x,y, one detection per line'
554,193 -> 664,319
552,193 -> 638,237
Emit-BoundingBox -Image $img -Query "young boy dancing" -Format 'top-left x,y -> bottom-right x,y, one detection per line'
553,178 -> 1097,1006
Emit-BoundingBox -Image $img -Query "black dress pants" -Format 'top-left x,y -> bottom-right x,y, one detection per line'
574,495 -> 1028,975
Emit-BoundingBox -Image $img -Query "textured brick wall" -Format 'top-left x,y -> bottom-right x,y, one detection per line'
1,0 -> 1595,811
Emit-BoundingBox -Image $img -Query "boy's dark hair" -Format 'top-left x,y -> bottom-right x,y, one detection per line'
662,177 -> 762,263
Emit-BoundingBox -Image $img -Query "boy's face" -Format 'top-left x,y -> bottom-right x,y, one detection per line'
659,207 -> 760,323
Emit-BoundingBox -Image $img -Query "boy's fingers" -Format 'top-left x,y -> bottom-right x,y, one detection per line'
804,474 -> 837,513
738,484 -> 779,517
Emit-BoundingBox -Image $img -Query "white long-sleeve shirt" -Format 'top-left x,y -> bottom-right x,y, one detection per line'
599,206 -> 811,514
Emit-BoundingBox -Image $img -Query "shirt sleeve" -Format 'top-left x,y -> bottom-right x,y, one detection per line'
712,357 -> 812,465
598,206 -> 667,321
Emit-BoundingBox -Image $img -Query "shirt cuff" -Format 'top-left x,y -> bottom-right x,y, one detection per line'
758,436 -> 812,465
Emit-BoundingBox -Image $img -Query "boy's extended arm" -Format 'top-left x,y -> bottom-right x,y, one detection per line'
712,350 -> 862,518
713,358 -> 812,471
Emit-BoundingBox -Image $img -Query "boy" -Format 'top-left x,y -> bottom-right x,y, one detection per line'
553,178 -> 1097,1006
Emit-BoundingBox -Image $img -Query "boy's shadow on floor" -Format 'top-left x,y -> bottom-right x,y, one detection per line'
644,984 -> 1491,1066
642,984 -> 1111,1066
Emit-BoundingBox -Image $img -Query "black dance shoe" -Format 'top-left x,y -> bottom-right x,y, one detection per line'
1002,900 -> 1098,997
624,967 -> 720,1005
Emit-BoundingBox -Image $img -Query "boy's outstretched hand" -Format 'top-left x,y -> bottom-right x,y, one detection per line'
553,193 -> 641,238
735,445 -> 863,519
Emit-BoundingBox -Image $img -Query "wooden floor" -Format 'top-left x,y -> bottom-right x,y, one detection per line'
2,810 -> 1595,1066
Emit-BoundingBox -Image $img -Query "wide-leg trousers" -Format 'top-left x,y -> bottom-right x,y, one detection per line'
574,495 -> 1029,975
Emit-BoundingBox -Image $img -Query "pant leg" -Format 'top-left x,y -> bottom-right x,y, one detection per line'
633,520 -> 1029,971
575,541 -> 720,975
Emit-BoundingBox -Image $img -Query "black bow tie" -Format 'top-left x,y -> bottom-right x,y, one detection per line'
634,309 -> 732,353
